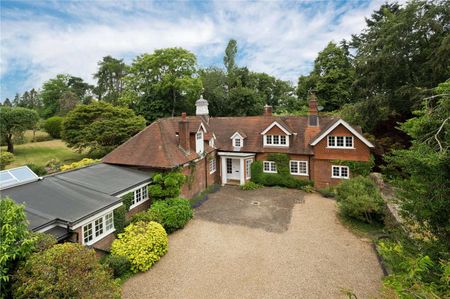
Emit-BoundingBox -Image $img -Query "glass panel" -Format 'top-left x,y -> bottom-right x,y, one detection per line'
95,218 -> 104,237
234,138 -> 240,147
345,137 -> 353,147
263,162 -> 270,172
280,136 -> 286,145
328,136 -> 335,147
105,213 -> 114,231
332,167 -> 340,177
266,135 -> 272,144
290,161 -> 298,174
9,167 -> 37,181
271,162 -> 277,172
273,135 -> 279,144
336,136 -> 344,147
83,223 -> 93,243
299,162 -> 307,174
341,167 -> 349,178
0,171 -> 15,183
226,158 -> 232,174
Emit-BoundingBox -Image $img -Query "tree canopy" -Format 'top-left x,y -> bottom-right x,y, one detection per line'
0,106 -> 39,153
93,55 -> 128,105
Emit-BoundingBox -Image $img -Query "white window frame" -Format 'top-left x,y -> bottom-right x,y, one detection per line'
128,184 -> 150,210
331,165 -> 350,179
263,135 -> 289,147
289,160 -> 308,176
327,136 -> 354,149
196,131 -> 203,140
263,161 -> 277,173
233,138 -> 242,147
82,211 -> 115,245
246,159 -> 253,179
209,158 -> 216,174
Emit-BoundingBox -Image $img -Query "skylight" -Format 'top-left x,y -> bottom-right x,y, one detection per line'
0,166 -> 39,190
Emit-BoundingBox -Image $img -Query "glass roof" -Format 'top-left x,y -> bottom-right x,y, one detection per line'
0,166 -> 39,190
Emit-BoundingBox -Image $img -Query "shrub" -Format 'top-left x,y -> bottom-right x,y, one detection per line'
12,243 -> 120,299
113,206 -> 127,235
43,116 -> 64,138
26,163 -> 47,176
30,232 -> 57,252
240,181 -> 263,190
130,209 -> 162,224
336,176 -> 384,223
318,187 -> 336,198
101,254 -> 131,278
301,185 -> 315,193
0,152 -> 14,170
148,172 -> 186,200
34,134 -> 53,142
60,158 -> 99,171
111,221 -> 168,273
149,198 -> 193,233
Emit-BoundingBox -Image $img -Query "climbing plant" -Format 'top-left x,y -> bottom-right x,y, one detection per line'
332,156 -> 374,177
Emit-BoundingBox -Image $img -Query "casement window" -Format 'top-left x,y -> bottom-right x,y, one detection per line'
233,138 -> 242,147
331,165 -> 350,179
130,185 -> 149,208
327,136 -> 353,148
264,135 -> 289,147
82,212 -> 114,245
290,160 -> 308,176
246,159 -> 253,179
209,158 -> 216,174
263,161 -> 277,173
196,132 -> 203,140
226,158 -> 233,174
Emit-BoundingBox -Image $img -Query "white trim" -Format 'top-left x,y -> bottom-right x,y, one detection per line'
217,152 -> 255,158
116,182 -> 151,198
263,134 -> 289,147
263,161 -> 277,173
327,136 -> 355,149
260,121 -> 292,135
245,159 -> 253,179
331,165 -> 350,179
198,122 -> 207,133
209,158 -> 216,174
230,132 -> 244,139
37,223 -> 66,233
289,160 -> 308,176
82,211 -> 115,246
72,202 -> 123,230
310,119 -> 374,148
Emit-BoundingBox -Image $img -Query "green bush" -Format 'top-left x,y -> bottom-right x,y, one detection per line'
113,206 -> 127,235
26,163 -> 47,176
0,151 -> 14,170
148,172 -> 186,200
43,116 -> 64,138
34,135 -> 53,142
111,221 -> 168,273
12,243 -> 120,299
101,254 -> 131,278
301,185 -> 314,193
240,181 -> 263,190
250,160 -> 313,190
130,209 -> 162,224
30,232 -> 57,252
336,176 -> 384,223
318,187 -> 336,198
149,198 -> 193,233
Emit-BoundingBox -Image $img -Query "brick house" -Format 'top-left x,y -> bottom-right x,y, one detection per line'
1,164 -> 154,252
103,95 -> 374,195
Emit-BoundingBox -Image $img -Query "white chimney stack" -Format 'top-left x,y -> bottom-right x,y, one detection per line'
195,95 -> 209,116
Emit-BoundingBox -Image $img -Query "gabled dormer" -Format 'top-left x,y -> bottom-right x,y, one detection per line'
260,121 -> 292,147
195,122 -> 207,155
230,130 -> 246,150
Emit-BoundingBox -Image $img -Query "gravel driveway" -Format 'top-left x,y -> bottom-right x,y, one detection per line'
123,186 -> 383,299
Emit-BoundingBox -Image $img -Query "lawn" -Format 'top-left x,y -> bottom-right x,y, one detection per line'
3,139 -> 85,169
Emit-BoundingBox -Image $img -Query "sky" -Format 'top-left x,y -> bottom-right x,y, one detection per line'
1,0 -> 390,101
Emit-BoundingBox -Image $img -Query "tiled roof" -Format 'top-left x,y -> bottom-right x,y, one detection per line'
103,115 -> 340,168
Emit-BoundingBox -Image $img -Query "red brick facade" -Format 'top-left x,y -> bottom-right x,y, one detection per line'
180,152 -> 219,198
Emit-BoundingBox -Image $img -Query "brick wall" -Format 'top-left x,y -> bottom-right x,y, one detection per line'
255,153 -> 312,181
180,151 -> 219,198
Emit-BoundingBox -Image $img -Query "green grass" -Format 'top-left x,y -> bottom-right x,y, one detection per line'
3,139 -> 85,169
338,213 -> 386,241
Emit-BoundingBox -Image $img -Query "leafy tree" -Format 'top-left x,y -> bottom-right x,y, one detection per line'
62,102 -> 146,156
349,1 -> 450,131
122,48 -> 202,121
0,107 -> 39,153
41,74 -> 93,117
2,98 -> 12,107
93,55 -> 128,105
224,39 -> 238,75
199,67 -> 228,116
58,91 -> 80,115
384,82 -> 450,249
14,89 -> 42,111
229,87 -> 264,116
43,116 -> 64,138
0,198 -> 37,297
12,93 -> 21,107
12,243 -> 120,299
297,41 -> 355,111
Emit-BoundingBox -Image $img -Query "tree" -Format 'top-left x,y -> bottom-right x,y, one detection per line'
349,1 -> 449,131
41,74 -> 93,117
93,55 -> 128,105
43,116 -> 64,138
229,87 -> 264,116
224,39 -> 238,82
297,41 -> 355,111
0,107 -> 39,153
62,102 -> 146,156
2,98 -> 12,107
384,81 -> 450,249
0,198 -> 37,296
199,67 -> 228,116
122,48 -> 202,121
13,243 -> 120,299
58,91 -> 80,115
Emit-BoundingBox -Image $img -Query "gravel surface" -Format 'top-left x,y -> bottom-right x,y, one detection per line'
122,187 -> 383,299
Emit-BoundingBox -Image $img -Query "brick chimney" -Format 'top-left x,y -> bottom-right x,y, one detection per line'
305,93 -> 320,145
263,104 -> 273,116
179,112 -> 190,152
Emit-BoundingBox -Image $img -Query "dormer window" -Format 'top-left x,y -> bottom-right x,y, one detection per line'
230,131 -> 245,149
196,130 -> 204,154
327,136 -> 353,149
264,135 -> 288,147
233,138 -> 242,147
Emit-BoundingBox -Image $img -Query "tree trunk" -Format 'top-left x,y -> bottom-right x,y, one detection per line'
6,136 -> 14,153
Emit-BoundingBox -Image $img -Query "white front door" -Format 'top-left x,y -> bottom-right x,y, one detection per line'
226,158 -> 241,180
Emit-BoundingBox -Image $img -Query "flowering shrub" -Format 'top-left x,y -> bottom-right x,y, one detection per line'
60,158 -> 100,171
111,221 -> 168,273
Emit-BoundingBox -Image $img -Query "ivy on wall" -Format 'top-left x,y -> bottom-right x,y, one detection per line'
186,162 -> 196,190
113,191 -> 134,235
332,155 -> 375,177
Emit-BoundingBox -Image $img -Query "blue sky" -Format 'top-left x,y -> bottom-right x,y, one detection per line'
1,0 -> 389,101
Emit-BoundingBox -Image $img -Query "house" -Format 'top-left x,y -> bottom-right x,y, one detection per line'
103,95 -> 374,197
1,164 -> 153,252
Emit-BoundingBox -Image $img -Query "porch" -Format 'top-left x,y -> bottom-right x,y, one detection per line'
218,152 -> 255,186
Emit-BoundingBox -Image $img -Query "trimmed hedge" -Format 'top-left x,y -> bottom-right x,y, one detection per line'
250,160 -> 313,189
133,198 -> 193,234
111,221 -> 168,273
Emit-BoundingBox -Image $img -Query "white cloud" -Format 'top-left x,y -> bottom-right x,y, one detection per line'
1,0 -> 388,98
